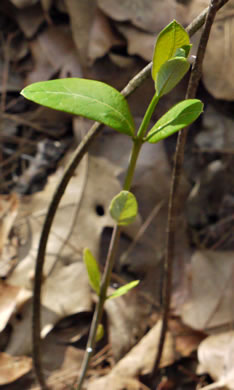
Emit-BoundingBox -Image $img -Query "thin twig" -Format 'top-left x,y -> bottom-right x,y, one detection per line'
150,0 -> 230,382
31,4 -> 226,388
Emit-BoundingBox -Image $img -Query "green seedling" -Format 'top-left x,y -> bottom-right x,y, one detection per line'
21,19 -> 203,390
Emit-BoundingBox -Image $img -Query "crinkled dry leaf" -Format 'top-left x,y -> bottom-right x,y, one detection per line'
105,289 -> 148,360
197,331 -> 234,390
5,299 -> 57,355
0,194 -> 19,255
87,319 -> 175,390
0,282 -> 31,332
42,346 -> 84,389
64,0 -> 97,67
0,194 -> 19,277
42,262 -> 92,317
9,0 -> 38,7
6,155 -> 141,355
116,24 -> 156,61
98,0 -> 182,33
9,156 -> 132,288
169,318 -> 205,357
26,25 -> 82,84
0,352 -> 32,385
41,0 -> 53,12
181,250 -> 234,331
88,10 -> 124,65
188,0 -> 234,100
14,3 -> 44,38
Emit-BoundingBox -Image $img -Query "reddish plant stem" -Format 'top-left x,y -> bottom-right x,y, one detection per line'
151,0 -> 229,382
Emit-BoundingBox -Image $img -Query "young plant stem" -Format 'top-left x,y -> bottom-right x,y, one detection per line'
76,93 -> 156,389
137,93 -> 159,139
31,5 -> 225,388
150,0 -> 228,382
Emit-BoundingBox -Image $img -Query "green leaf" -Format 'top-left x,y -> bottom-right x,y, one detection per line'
21,78 -> 135,136
174,44 -> 192,58
152,20 -> 190,80
83,248 -> 101,295
96,324 -> 104,342
146,99 -> 203,143
107,280 -> 140,300
155,57 -> 190,97
109,191 -> 138,226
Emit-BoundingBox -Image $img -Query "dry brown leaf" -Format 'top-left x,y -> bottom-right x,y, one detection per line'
5,299 -> 57,355
88,10 -> 124,66
197,331 -> 234,390
8,155 -> 129,288
0,194 -> 19,277
0,282 -> 31,332
42,346 -> 84,389
188,0 -> 234,100
0,352 -> 32,385
14,3 -> 44,38
26,25 -> 82,84
116,23 -> 156,61
0,194 -> 18,255
42,262 -> 92,318
6,155 -> 141,354
64,0 -> 97,67
87,319 -> 175,390
105,288 -> 149,361
41,0 -> 53,13
98,0 -> 182,33
9,0 -> 38,7
181,250 -> 234,331
169,318 -> 205,357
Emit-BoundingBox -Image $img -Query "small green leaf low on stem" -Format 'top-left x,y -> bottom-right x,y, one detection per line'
152,20 -> 190,80
96,324 -> 104,342
107,280 -> 140,300
146,99 -> 203,143
21,78 -> 135,136
83,248 -> 101,295
109,190 -> 138,226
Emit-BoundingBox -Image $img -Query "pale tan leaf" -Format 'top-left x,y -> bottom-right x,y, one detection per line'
98,0 -> 182,32
87,319 -> 175,390
0,353 -> 32,385
64,0 -> 97,67
0,194 -> 19,277
9,0 -> 38,7
14,3 -> 44,38
188,0 -> 234,100
88,10 -> 124,65
181,250 -> 234,331
116,24 -> 156,61
0,282 -> 31,332
105,288 -> 148,360
26,25 -> 82,84
198,331 -> 234,390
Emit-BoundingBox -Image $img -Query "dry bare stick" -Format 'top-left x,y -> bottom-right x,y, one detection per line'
151,0 -> 230,382
32,4 -> 225,388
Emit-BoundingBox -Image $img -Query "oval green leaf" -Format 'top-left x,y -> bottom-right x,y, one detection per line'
155,57 -> 190,97
107,280 -> 140,300
146,99 -> 203,143
83,248 -> 101,295
109,190 -> 138,226
21,78 -> 135,136
174,44 -> 192,58
152,20 -> 190,80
